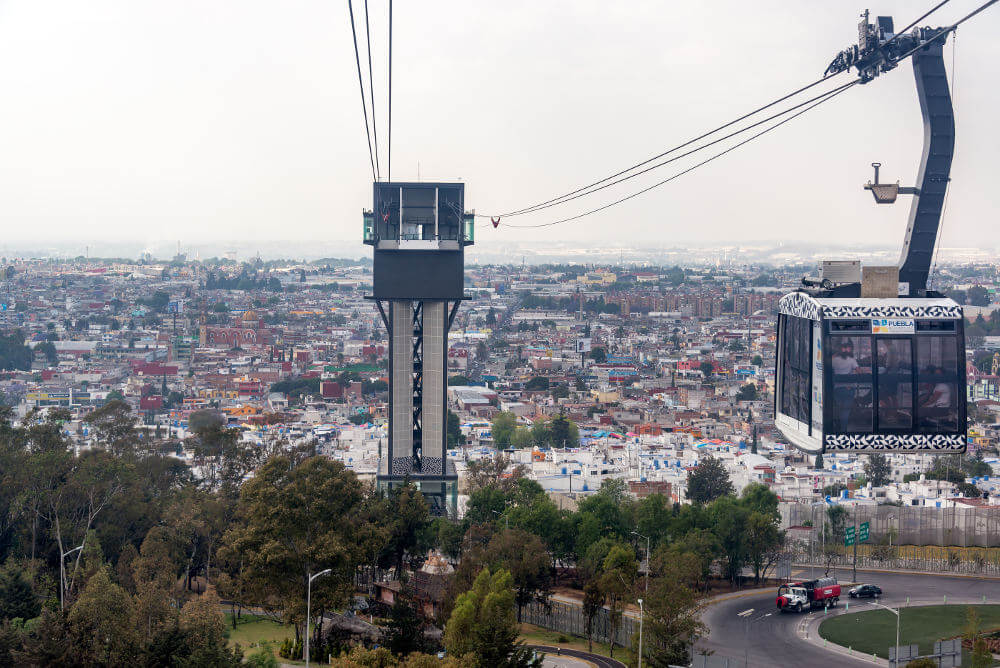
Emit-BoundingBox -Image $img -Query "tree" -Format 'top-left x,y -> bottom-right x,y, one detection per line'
967,285 -> 991,307
466,453 -> 527,495
35,340 -> 58,366
635,557 -> 707,667
449,375 -> 471,387
965,606 -> 992,668
825,505 -> 848,555
589,348 -> 606,364
709,496 -> 750,585
751,355 -> 763,367
175,588 -> 242,666
222,456 -> 366,629
600,545 -> 637,658
0,560 -> 40,621
186,420 -> 259,496
0,331 -> 32,371
379,483 -> 432,575
148,291 -> 170,313
483,529 -> 552,622
582,579 -> 604,653
524,376 -> 549,392
67,568 -> 140,666
865,453 -> 891,487
744,511 -> 783,583
814,453 -> 824,470
699,361 -> 714,378
447,410 -> 465,449
735,384 -> 758,401
85,399 -> 138,456
668,529 -> 721,593
384,580 -> 427,657
686,456 -> 734,504
491,412 -> 518,449
548,414 -> 579,449
444,568 -> 540,668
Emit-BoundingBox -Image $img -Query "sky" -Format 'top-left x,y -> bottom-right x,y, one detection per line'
0,0 -> 997,254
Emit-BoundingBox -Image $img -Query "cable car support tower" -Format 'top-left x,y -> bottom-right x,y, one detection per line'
774,11 -> 968,456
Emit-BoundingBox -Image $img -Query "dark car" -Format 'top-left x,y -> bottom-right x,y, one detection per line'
849,584 -> 882,598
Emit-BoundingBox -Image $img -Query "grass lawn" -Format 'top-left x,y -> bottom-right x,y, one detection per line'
819,604 -> 1000,665
519,623 -> 634,665
223,612 -> 293,650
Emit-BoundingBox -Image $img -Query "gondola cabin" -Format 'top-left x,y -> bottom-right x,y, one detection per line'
775,292 -> 966,454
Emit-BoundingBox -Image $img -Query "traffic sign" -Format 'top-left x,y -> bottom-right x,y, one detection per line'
859,521 -> 870,542
845,526 -> 855,547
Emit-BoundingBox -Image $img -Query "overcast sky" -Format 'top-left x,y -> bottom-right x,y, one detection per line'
0,1 -> 997,252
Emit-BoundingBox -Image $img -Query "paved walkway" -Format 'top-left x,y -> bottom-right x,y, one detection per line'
527,644 -> 626,668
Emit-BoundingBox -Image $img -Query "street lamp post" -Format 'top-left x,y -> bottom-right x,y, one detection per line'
632,531 -> 650,594
637,598 -> 644,668
492,509 -> 508,531
870,600 -> 900,666
305,569 -> 332,667
737,608 -> 771,668
60,544 -> 84,611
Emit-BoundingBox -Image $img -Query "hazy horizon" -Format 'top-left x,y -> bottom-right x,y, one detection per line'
1,1 -> 997,248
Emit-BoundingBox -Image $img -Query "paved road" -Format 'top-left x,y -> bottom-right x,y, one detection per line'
528,645 -> 626,668
698,568 -> 1000,667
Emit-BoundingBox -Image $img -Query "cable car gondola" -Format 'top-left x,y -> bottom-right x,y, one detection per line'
775,13 -> 966,455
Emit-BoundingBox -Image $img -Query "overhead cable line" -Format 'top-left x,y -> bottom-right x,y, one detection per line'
896,0 -> 997,61
348,0 -> 377,181
483,80 -> 858,219
486,0 -> 975,221
881,0 -> 952,50
499,80 -> 860,229
488,71 -> 849,219
363,0 -> 380,180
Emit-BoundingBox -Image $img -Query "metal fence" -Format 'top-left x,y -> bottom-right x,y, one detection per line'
782,502 -> 1000,548
692,656 -> 746,668
521,598 -> 638,649
790,547 -> 1000,576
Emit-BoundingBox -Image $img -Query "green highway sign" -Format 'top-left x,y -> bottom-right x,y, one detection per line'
845,526 -> 855,547
859,521 -> 870,542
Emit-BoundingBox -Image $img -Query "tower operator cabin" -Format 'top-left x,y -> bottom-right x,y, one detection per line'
364,182 -> 475,515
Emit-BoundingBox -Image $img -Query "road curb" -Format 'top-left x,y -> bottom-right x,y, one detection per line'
526,644 -> 625,668
798,597 -> 997,666
703,587 -> 774,606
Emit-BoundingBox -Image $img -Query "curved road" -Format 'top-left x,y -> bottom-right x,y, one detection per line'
699,568 -> 1000,667
528,644 -> 626,668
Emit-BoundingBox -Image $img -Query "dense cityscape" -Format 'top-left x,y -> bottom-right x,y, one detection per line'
1,253 -> 999,666
2,0 -> 1000,666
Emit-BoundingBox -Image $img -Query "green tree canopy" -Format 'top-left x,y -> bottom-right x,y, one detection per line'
444,568 -> 540,668
686,455 -> 734,504
222,456 -> 366,625
491,412 -> 517,449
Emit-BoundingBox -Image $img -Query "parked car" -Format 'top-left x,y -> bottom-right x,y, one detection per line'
849,584 -> 882,598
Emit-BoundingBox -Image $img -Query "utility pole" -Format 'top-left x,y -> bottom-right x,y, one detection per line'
305,569 -> 332,667
853,505 -> 858,583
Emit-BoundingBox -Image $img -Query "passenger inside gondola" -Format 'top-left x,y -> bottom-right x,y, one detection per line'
916,337 -> 960,431
877,339 -> 913,429
830,337 -> 873,432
